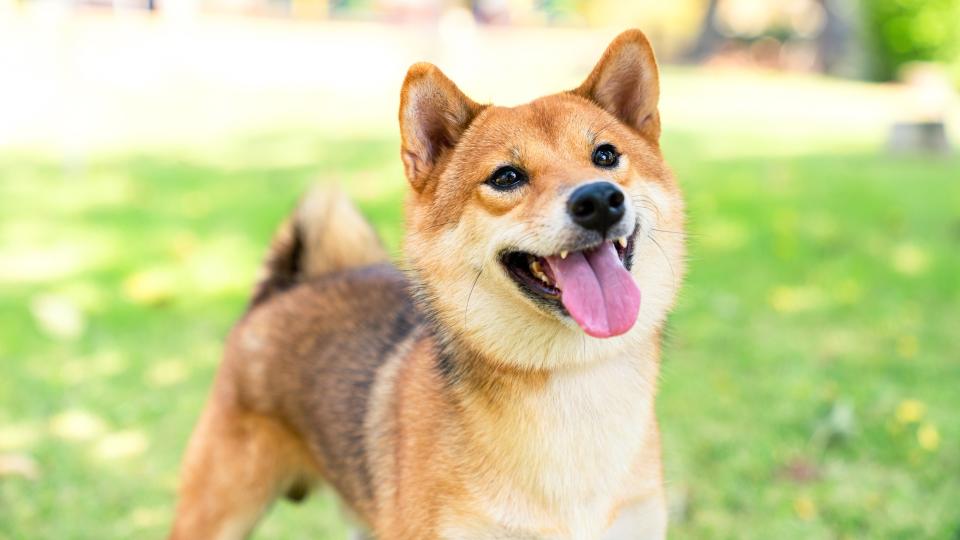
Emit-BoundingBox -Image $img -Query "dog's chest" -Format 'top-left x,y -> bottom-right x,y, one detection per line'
448,356 -> 655,538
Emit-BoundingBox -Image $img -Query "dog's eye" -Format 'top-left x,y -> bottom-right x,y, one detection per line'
487,166 -> 528,190
592,144 -> 619,168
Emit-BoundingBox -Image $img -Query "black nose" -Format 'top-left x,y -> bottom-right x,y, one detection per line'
567,181 -> 625,234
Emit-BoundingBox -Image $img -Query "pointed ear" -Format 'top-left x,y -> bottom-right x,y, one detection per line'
399,63 -> 484,192
573,29 -> 661,141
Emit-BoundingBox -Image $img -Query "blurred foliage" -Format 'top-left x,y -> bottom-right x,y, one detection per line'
862,0 -> 960,83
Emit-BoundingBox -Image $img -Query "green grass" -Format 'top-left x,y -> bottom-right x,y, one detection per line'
1,124 -> 958,539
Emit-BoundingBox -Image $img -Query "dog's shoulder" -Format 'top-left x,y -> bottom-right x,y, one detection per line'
220,263 -> 421,515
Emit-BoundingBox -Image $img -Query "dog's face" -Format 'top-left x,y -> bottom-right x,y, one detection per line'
400,30 -> 685,369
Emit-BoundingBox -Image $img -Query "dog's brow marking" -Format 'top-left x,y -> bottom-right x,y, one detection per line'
590,118 -> 619,145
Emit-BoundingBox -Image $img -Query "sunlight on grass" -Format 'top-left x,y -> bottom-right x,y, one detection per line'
145,359 -> 190,387
122,234 -> 260,305
890,242 -> 931,276
29,294 -> 87,341
56,351 -> 128,385
128,506 -> 169,529
48,410 -> 107,442
896,334 -> 919,359
0,237 -> 119,284
0,423 -> 43,452
768,284 -> 826,314
696,216 -> 748,252
831,278 -> 863,305
93,430 -> 149,461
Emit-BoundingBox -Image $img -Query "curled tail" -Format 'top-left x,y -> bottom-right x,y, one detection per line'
251,185 -> 388,306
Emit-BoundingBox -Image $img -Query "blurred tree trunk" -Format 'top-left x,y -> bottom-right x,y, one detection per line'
816,0 -> 848,74
685,0 -> 722,63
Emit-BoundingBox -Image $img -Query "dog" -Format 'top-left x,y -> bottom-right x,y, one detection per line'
169,29 -> 685,539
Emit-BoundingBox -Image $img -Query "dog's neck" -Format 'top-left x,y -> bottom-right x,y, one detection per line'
432,327 -> 661,528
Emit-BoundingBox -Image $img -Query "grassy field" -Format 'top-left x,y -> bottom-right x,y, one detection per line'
1,110 -> 959,538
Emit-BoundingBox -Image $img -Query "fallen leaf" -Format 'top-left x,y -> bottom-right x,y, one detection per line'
779,457 -> 820,484
0,453 -> 39,480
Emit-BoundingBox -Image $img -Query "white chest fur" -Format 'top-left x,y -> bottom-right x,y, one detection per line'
448,349 -> 659,539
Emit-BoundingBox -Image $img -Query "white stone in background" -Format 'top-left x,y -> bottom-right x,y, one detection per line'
888,121 -> 952,155
888,62 -> 955,154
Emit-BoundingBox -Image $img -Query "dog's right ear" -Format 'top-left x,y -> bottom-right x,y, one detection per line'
573,29 -> 661,141
399,63 -> 484,192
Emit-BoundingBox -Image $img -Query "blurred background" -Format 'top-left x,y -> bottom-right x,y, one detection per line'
1,0 -> 958,538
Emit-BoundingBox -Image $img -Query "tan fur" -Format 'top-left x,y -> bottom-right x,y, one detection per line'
297,185 -> 388,277
169,380 -> 321,540
170,29 -> 685,539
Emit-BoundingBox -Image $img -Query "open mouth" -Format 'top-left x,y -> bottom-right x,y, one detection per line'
500,232 -> 641,338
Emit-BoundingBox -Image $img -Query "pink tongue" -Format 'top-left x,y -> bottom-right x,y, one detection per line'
545,243 -> 641,338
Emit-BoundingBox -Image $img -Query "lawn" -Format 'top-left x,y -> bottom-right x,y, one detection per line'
1,107 -> 958,538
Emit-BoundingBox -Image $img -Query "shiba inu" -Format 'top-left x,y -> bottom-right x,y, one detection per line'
169,29 -> 685,540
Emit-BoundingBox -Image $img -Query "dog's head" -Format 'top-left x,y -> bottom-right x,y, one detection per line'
400,30 -> 685,369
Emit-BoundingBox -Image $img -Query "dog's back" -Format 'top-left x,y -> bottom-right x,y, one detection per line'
170,188 -> 416,536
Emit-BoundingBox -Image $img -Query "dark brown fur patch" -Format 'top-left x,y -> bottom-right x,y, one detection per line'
229,264 -> 420,520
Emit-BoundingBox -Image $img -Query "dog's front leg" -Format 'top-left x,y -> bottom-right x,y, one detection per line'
601,494 -> 667,540
349,530 -> 375,540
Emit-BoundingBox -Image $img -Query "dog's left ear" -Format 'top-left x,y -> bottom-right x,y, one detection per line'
573,29 -> 661,141
399,63 -> 484,192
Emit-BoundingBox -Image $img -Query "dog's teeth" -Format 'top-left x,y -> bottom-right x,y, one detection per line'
617,236 -> 628,248
530,261 -> 550,284
560,250 -> 568,259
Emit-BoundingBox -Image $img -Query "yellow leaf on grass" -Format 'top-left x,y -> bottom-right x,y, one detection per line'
793,495 -> 817,520
832,278 -> 862,305
895,399 -> 926,424
123,268 -> 177,305
146,358 -> 188,387
917,423 -> 940,452
168,231 -> 198,262
896,335 -> 919,359
891,243 -> 930,276
769,285 -> 824,314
